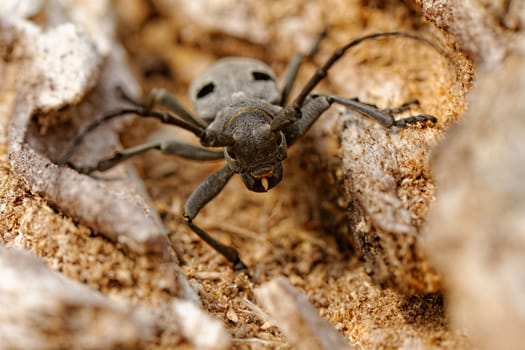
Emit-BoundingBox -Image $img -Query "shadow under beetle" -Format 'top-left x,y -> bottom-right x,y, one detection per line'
61,31 -> 440,271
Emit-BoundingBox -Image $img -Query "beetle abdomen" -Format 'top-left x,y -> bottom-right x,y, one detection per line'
189,57 -> 280,122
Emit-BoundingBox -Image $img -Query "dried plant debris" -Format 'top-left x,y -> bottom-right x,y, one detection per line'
341,119 -> 441,294
415,2 -> 525,349
0,244 -> 233,350
255,277 -> 354,350
426,53 -> 525,350
416,0 -> 525,67
0,154 -> 233,349
172,300 -> 231,350
3,2 -> 171,256
0,245 -> 150,349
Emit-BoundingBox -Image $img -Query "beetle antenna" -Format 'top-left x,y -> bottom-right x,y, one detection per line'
271,31 -> 449,131
293,32 -> 447,109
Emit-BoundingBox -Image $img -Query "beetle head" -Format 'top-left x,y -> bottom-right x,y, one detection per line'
224,110 -> 287,192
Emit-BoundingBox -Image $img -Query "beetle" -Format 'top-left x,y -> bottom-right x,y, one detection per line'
61,31 -> 440,270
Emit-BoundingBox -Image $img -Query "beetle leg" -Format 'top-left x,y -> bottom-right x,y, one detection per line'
286,32 -> 445,115
323,94 -> 437,127
144,88 -> 208,128
183,165 -> 248,270
59,106 -> 206,166
283,94 -> 437,146
67,140 -> 224,174
59,86 -> 209,167
283,95 -> 331,146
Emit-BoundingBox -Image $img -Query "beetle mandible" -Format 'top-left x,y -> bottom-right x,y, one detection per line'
61,31 -> 441,270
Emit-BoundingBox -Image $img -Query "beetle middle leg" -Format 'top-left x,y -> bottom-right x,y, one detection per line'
182,165 -> 248,271
142,88 -> 208,128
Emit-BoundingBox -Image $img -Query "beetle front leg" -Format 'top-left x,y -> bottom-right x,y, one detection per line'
183,165 -> 248,270
283,94 -> 437,146
283,95 -> 332,146
323,94 -> 437,128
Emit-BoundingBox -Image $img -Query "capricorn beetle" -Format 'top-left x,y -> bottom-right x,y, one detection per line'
61,31 -> 440,270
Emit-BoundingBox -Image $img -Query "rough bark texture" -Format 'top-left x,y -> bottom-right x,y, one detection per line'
416,0 -> 525,68
427,52 -> 525,350
418,1 -> 525,349
0,246 -> 149,349
2,6 -> 172,257
255,277 -> 354,350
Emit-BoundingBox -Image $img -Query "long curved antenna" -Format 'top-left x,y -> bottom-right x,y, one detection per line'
271,31 -> 449,131
279,27 -> 328,106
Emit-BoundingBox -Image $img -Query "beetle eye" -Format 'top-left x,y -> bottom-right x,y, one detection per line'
225,148 -> 237,160
252,71 -> 272,81
196,82 -> 215,98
